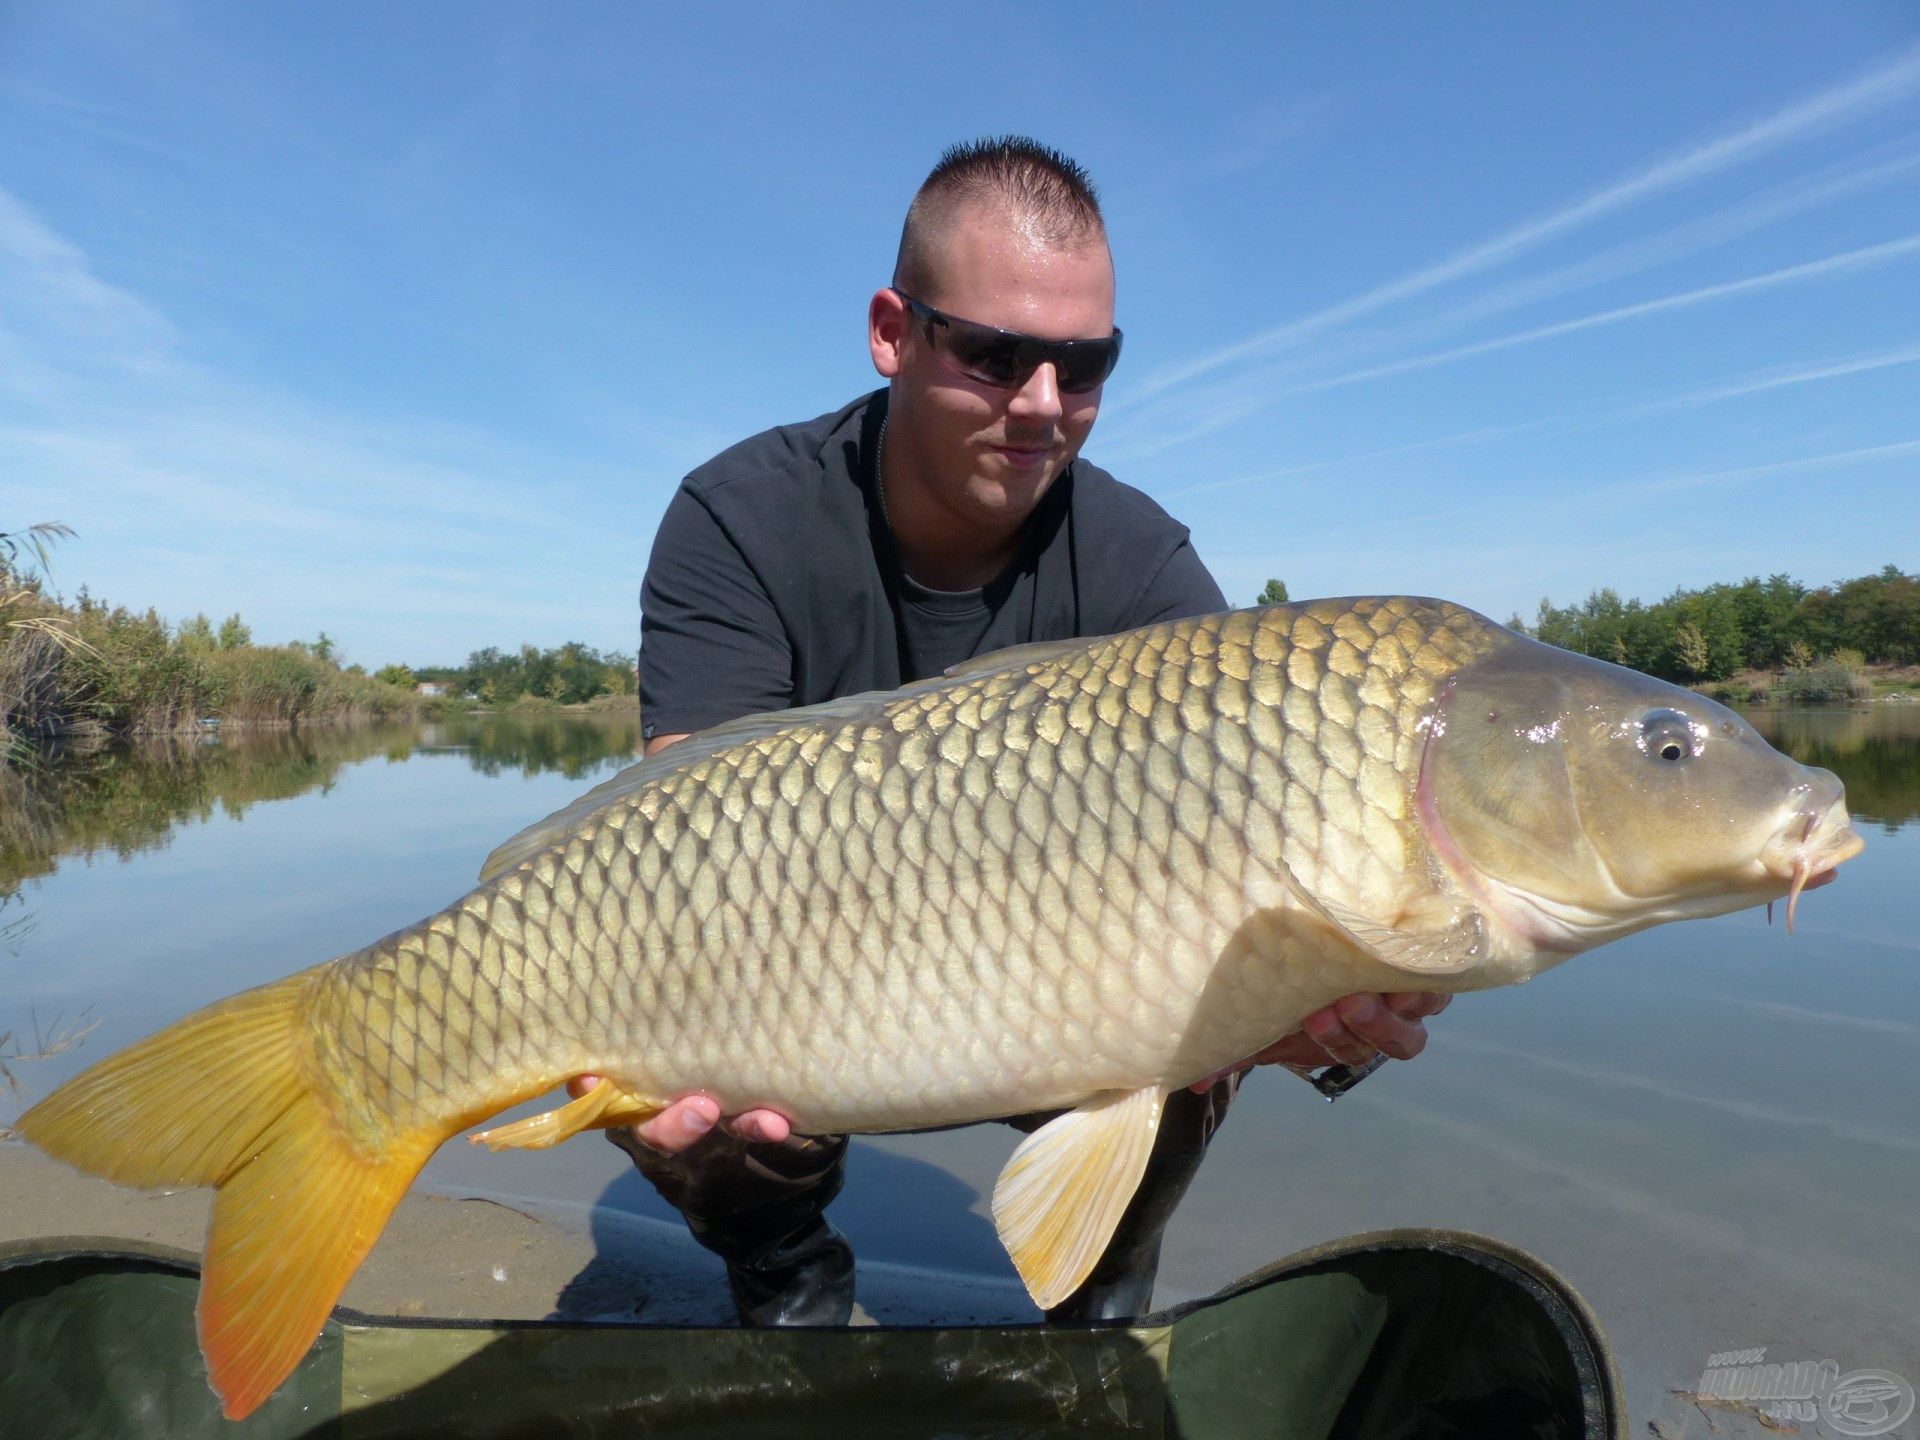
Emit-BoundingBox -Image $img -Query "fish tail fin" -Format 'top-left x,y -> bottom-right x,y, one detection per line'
15,971 -> 440,1420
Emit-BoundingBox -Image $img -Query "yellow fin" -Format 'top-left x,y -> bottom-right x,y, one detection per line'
15,971 -> 443,1420
470,1079 -> 660,1151
199,1107 -> 432,1419
990,1086 -> 1165,1310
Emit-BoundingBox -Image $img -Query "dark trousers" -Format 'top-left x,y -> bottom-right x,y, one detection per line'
613,1079 -> 1236,1326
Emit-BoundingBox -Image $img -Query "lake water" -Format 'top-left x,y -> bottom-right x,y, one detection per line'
3,704 -> 1915,1425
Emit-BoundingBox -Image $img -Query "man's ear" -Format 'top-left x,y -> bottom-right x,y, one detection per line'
869,287 -> 910,377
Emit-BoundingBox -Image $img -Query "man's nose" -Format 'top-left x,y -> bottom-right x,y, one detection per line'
1007,361 -> 1065,420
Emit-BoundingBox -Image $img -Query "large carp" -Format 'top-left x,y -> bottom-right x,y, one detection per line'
17,598 -> 1861,1418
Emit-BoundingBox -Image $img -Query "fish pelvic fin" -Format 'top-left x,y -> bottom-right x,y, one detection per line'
15,971 -> 439,1421
470,1077 -> 661,1151
990,1086 -> 1164,1310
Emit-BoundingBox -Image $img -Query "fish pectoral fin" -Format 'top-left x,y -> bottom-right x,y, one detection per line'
990,1086 -> 1165,1310
1318,894 -> 1488,974
469,1080 -> 660,1152
1277,865 -> 1487,976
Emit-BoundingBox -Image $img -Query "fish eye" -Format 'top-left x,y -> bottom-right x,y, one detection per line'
1638,708 -> 1698,764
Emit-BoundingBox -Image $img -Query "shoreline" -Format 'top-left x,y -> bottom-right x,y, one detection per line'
0,1144 -> 1031,1330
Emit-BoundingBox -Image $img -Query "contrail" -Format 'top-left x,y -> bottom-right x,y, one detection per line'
1294,233 -> 1920,393
1118,44 -> 1920,406
1659,340 -> 1920,406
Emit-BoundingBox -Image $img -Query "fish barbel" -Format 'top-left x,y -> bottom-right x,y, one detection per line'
16,597 -> 1862,1417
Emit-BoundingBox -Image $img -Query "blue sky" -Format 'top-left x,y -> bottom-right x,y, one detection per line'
3,3 -> 1917,668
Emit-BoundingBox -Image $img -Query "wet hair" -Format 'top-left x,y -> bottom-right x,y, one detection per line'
892,136 -> 1107,298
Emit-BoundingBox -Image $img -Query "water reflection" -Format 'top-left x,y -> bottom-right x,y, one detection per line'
414,709 -> 641,780
0,702 -> 1910,899
0,710 -> 641,896
1746,704 -> 1920,832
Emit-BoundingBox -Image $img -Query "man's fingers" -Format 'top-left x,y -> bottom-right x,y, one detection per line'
618,1095 -> 795,1154
1335,993 -> 1428,1061
1383,991 -> 1451,1020
729,1109 -> 792,1144
634,1094 -> 721,1154
1305,1004 -> 1378,1066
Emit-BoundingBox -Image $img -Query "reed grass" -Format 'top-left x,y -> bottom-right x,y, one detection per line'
2,524 -> 415,761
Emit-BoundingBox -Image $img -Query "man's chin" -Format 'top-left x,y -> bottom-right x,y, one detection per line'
969,465 -> 1061,517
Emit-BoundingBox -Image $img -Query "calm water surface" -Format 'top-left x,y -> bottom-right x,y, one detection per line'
4,705 -> 1916,1420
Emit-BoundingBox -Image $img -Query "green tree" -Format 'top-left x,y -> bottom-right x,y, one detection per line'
1672,620 -> 1710,678
216,614 -> 252,649
374,663 -> 414,688
1255,578 -> 1289,606
176,613 -> 217,652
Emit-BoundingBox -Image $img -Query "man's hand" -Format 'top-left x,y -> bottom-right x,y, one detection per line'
566,1075 -> 794,1155
1188,991 -> 1451,1093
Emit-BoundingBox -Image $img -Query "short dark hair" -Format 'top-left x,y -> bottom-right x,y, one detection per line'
892,136 -> 1106,298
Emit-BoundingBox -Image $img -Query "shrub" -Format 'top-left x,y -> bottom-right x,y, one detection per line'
1776,654 -> 1872,704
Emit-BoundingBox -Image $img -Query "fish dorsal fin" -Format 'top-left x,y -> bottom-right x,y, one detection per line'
990,1085 -> 1165,1309
1280,870 -> 1487,975
479,638 -> 1101,887
476,700 -> 868,885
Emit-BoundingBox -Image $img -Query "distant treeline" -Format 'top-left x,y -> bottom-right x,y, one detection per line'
2,592 -> 417,745
390,643 -> 637,707
2,529 -> 415,756
1516,566 -> 1917,683
1,525 -> 648,763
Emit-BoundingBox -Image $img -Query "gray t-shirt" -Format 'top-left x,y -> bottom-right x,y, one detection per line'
638,390 -> 1227,739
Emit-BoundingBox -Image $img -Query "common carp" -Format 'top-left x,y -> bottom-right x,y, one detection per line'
16,597 -> 1862,1418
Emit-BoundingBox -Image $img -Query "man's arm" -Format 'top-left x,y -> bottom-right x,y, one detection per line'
1124,537 -> 1228,626
638,486 -> 794,740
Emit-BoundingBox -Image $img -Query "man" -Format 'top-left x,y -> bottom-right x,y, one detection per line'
581,137 -> 1446,1326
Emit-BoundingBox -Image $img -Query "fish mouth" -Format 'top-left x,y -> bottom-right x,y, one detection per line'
1762,794 -> 1864,932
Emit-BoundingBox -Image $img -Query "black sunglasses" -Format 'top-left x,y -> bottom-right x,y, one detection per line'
893,289 -> 1122,395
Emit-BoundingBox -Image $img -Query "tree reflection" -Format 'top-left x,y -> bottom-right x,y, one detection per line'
1747,705 -> 1920,833
0,713 -> 641,895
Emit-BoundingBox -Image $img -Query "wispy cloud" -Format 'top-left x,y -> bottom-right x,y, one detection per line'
0,181 -> 684,662
0,184 -> 175,397
1615,438 -> 1920,498
1294,232 -> 1920,393
1189,438 -> 1920,576
1097,139 -> 1920,467
1118,43 -> 1920,407
1651,340 -> 1920,408
1158,339 -> 1920,504
1287,142 -> 1920,382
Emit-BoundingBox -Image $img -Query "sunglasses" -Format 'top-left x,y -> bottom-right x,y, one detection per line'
893,289 -> 1123,395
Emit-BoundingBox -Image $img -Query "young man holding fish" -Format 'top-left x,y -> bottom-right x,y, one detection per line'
20,138 -> 1864,1424
598,138 -> 1450,1326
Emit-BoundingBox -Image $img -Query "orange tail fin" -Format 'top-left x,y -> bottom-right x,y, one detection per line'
15,972 -> 440,1420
